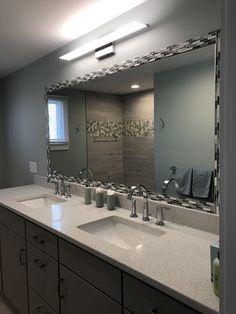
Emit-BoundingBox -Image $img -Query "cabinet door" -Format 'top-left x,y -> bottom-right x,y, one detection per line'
0,206 -> 25,238
60,265 -> 122,314
1,224 -> 28,314
59,239 -> 121,303
123,274 -> 200,314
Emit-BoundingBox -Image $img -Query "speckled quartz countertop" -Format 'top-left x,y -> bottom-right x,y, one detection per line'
0,185 -> 219,314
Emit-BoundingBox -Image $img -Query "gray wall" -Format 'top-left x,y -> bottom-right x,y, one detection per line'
122,90 -> 154,190
154,60 -> 215,193
0,85 -> 4,187
86,90 -> 154,188
50,89 -> 87,176
87,91 -> 124,183
221,0 -> 236,313
0,0 -> 220,188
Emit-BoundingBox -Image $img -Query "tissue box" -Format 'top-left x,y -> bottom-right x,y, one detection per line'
210,240 -> 219,282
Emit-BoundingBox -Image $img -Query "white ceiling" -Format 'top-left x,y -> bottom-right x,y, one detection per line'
0,0 -> 147,79
69,45 -> 215,95
0,0 -> 220,79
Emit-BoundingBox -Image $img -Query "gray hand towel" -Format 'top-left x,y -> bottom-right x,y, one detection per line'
192,169 -> 213,199
174,167 -> 192,196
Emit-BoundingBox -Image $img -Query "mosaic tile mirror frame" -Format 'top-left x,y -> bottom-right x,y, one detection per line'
45,30 -> 220,214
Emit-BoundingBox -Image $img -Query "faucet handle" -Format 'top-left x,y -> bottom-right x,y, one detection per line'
65,184 -> 71,198
155,207 -> 165,226
142,202 -> 150,221
52,180 -> 60,195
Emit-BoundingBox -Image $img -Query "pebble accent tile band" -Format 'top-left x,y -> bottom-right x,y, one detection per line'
87,120 -> 154,139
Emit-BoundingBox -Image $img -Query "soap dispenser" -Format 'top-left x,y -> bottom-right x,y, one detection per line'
213,252 -> 220,297
107,189 -> 116,210
84,182 -> 92,205
95,187 -> 104,208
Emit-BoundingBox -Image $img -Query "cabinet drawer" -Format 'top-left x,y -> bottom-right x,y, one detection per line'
0,206 -> 25,238
26,221 -> 58,259
27,243 -> 59,313
60,265 -> 122,314
124,309 -> 133,314
29,288 -> 57,314
123,274 -> 200,314
59,238 -> 122,303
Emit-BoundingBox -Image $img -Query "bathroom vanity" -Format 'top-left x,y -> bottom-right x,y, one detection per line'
0,30 -> 221,314
0,184 -> 219,314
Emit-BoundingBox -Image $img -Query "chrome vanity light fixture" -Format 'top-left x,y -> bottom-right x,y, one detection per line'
59,21 -> 149,61
95,43 -> 115,60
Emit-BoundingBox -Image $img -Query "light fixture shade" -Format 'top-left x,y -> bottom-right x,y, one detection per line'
59,21 -> 148,61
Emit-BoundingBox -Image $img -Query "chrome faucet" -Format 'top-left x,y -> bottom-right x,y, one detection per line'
127,186 -> 138,218
48,171 -> 71,198
48,171 -> 61,195
79,167 -> 94,180
162,178 -> 179,197
60,176 -> 66,196
127,185 -> 150,221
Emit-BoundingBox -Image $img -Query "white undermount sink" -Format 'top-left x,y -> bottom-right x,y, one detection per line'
17,194 -> 67,209
78,216 -> 165,250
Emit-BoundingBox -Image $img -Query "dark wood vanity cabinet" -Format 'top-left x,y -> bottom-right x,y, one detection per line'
0,206 -> 28,314
60,265 -> 122,314
123,274 -> 201,314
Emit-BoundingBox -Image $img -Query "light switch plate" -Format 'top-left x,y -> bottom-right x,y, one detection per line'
29,161 -> 37,173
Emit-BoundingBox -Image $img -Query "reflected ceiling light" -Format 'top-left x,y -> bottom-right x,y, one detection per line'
60,21 -> 148,61
61,0 -> 147,40
131,84 -> 140,89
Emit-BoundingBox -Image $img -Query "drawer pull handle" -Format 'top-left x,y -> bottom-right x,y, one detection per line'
58,278 -> 66,299
19,249 -> 26,265
32,236 -> 46,245
33,235 -> 39,241
149,306 -> 158,314
33,258 -> 46,269
35,304 -> 43,311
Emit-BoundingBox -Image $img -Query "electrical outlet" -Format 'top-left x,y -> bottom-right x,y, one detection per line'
29,161 -> 37,174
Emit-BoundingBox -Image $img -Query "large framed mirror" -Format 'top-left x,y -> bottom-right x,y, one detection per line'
45,30 -> 220,214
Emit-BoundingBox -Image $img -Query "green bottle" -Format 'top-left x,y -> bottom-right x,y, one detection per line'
95,187 -> 104,208
107,189 -> 116,210
84,184 -> 92,205
213,252 -> 220,297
